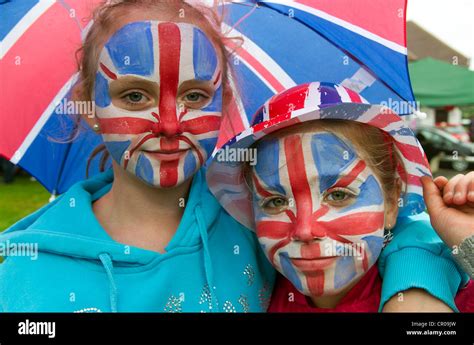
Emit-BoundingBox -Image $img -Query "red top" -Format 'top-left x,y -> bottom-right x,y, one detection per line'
268,266 -> 474,312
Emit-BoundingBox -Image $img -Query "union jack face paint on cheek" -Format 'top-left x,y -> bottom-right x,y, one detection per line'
93,21 -> 223,188
251,131 -> 386,297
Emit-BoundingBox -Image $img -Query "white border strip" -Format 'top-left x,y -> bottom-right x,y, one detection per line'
11,73 -> 79,164
0,0 -> 55,59
263,0 -> 407,54
223,23 -> 296,93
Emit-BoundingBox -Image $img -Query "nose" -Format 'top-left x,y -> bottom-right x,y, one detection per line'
151,111 -> 183,137
292,214 -> 327,242
160,118 -> 182,137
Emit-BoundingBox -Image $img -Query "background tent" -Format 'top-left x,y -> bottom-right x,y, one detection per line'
409,57 -> 474,107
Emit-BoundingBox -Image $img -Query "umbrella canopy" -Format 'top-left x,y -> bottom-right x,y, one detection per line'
0,0 -> 415,194
0,0 -> 102,194
408,57 -> 474,107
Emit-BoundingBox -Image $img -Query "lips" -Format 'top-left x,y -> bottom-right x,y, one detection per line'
290,256 -> 337,272
144,149 -> 190,161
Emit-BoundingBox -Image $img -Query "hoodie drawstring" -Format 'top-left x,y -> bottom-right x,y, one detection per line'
96,206 -> 215,313
99,253 -> 118,313
195,204 -> 219,312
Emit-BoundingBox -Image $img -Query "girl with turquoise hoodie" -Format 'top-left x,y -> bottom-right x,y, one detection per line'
0,0 -> 467,312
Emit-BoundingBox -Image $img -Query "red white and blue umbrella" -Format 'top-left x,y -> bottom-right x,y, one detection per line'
0,0 -> 102,195
0,0 -> 416,195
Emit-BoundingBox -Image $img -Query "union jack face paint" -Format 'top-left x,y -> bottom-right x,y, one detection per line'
94,21 -> 223,188
251,131 -> 385,297
207,82 -> 431,232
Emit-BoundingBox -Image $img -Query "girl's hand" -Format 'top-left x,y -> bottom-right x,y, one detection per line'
421,173 -> 474,248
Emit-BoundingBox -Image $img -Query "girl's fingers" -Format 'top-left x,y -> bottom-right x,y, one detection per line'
442,174 -> 464,204
468,176 -> 474,203
433,176 -> 448,190
452,172 -> 474,205
421,176 -> 446,214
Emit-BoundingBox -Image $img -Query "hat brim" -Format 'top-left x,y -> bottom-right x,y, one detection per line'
207,102 -> 431,230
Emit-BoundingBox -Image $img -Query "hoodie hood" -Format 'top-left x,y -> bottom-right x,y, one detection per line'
1,168 -> 219,265
0,168 -> 223,312
0,167 -> 275,313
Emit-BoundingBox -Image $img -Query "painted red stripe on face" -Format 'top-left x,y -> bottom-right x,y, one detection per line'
256,221 -> 293,239
159,160 -> 179,187
157,22 -> 182,187
269,238 -> 292,266
284,135 -> 314,239
308,205 -> 330,239
331,160 -> 367,188
160,137 -> 179,151
159,136 -> 179,187
178,108 -> 188,121
179,136 -> 204,166
123,133 -> 156,169
301,241 -> 321,260
181,116 -> 221,134
100,63 -> 117,80
252,173 -> 273,198
213,70 -> 222,85
98,113 -> 223,137
158,22 -> 181,138
314,211 -> 385,237
307,271 -> 325,296
98,117 -> 154,134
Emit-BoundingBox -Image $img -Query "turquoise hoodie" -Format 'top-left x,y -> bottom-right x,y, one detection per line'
0,169 -> 467,312
378,212 -> 469,312
0,168 -> 275,312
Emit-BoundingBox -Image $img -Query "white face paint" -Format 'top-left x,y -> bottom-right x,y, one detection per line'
94,20 -> 223,188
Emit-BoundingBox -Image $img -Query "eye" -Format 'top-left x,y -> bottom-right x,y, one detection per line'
181,89 -> 211,109
185,92 -> 206,102
124,91 -> 147,104
327,190 -> 348,201
128,92 -> 144,102
260,196 -> 289,215
324,187 -> 356,206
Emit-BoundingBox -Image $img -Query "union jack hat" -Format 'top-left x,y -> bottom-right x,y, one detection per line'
206,82 -> 431,230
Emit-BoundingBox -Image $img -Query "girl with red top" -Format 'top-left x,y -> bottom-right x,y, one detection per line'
207,82 -> 473,312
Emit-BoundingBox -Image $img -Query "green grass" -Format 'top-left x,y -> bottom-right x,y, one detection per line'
0,176 -> 50,231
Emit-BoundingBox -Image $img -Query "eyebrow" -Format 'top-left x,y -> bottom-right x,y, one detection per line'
255,172 -> 366,192
110,75 -> 157,85
320,175 -> 365,189
109,76 -> 215,91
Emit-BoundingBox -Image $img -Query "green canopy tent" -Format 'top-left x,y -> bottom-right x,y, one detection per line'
408,57 -> 474,107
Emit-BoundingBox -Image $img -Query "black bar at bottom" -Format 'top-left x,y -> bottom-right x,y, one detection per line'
0,313 -> 472,345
